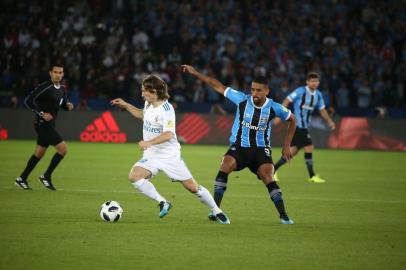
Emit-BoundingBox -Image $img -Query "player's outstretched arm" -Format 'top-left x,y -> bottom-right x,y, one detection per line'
319,108 -> 335,130
110,98 -> 143,120
282,114 -> 297,161
181,65 -> 227,95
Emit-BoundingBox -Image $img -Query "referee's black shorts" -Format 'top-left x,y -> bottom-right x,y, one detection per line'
291,128 -> 313,148
225,144 -> 273,176
34,123 -> 63,147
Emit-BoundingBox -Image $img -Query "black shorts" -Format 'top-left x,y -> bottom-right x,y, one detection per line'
34,123 -> 63,147
225,144 -> 273,175
291,128 -> 313,148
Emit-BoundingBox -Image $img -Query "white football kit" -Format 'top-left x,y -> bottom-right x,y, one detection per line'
133,101 -> 193,181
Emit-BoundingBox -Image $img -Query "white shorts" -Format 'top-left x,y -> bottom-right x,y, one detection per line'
133,156 -> 193,181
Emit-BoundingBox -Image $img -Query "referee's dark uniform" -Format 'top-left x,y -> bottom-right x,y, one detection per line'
15,76 -> 72,191
25,80 -> 70,147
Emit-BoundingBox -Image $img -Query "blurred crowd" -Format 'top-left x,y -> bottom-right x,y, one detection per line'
1,0 -> 405,113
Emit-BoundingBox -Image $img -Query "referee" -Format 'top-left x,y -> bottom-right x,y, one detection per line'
15,63 -> 73,190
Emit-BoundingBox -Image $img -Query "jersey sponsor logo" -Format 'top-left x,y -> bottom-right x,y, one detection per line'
80,111 -> 127,143
301,105 -> 315,110
241,120 -> 266,131
143,120 -> 161,134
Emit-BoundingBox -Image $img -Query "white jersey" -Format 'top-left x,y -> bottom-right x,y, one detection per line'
142,100 -> 181,159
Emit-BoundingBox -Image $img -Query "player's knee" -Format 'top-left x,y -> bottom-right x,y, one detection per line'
59,148 -> 67,156
187,184 -> 198,193
34,152 -> 45,159
183,179 -> 198,193
220,163 -> 234,173
128,171 -> 143,183
128,173 -> 138,183
56,144 -> 68,156
258,167 -> 273,181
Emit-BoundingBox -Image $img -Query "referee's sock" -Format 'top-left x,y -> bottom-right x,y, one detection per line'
266,181 -> 289,220
43,153 -> 64,179
20,154 -> 40,180
274,157 -> 287,171
213,171 -> 228,207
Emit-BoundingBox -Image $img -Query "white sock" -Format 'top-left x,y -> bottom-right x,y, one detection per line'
132,178 -> 165,203
195,185 -> 221,215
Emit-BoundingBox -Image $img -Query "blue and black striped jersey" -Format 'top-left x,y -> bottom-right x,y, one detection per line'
225,87 -> 291,148
287,86 -> 325,129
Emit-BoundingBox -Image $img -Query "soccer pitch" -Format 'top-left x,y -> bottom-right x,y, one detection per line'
0,140 -> 405,270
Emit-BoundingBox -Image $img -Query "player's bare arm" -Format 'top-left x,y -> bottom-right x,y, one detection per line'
282,98 -> 291,108
181,65 -> 227,95
110,98 -> 143,120
138,131 -> 174,150
282,114 -> 297,161
319,108 -> 335,130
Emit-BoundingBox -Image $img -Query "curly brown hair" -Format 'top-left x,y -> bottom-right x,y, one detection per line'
142,74 -> 170,101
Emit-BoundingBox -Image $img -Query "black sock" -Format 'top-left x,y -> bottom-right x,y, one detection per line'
213,171 -> 228,207
44,153 -> 64,179
274,157 -> 287,171
20,154 -> 40,180
266,181 -> 289,220
305,153 -> 315,177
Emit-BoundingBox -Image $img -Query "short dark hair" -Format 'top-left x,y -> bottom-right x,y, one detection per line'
142,74 -> 170,100
49,63 -> 64,71
252,76 -> 269,85
307,72 -> 320,80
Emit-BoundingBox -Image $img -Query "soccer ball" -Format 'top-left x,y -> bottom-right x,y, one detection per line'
100,200 -> 123,222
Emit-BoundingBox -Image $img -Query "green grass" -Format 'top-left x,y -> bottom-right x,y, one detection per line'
0,140 -> 405,270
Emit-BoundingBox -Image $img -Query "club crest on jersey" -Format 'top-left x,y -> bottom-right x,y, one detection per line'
259,117 -> 268,124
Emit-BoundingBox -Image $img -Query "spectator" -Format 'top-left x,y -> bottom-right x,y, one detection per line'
0,0 -> 404,114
